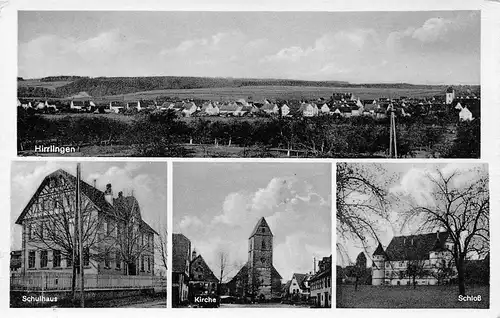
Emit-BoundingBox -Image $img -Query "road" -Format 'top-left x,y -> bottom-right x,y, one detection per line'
122,299 -> 166,308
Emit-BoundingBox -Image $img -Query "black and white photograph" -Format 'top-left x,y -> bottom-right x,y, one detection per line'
10,161 -> 168,308
172,163 -> 331,308
17,10 -> 480,158
336,162 -> 489,308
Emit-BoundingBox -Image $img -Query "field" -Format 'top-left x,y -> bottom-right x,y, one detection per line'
116,85 -> 443,101
18,79 -> 72,90
337,285 -> 489,308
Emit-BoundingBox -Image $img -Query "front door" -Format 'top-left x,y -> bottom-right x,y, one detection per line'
128,262 -> 137,275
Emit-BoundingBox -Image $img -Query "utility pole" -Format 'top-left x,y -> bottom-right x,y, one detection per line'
77,163 -> 85,307
389,109 -> 398,158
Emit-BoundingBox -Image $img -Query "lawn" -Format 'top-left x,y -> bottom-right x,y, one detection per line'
336,284 -> 489,308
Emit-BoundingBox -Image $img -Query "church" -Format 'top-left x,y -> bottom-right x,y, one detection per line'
226,217 -> 282,301
372,231 -> 457,286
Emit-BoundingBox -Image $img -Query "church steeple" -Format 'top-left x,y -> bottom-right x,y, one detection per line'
249,217 -> 273,239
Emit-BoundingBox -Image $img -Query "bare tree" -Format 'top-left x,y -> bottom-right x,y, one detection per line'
400,167 -> 489,295
155,226 -> 168,276
101,192 -> 153,276
336,163 -> 394,255
27,178 -> 102,299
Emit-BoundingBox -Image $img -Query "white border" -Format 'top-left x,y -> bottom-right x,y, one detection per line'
2,0 -> 499,317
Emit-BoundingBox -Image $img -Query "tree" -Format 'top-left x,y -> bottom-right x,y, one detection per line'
216,251 -> 229,296
27,175 -> 103,300
400,167 -> 489,295
101,191 -> 153,276
336,163 -> 393,254
155,225 -> 168,276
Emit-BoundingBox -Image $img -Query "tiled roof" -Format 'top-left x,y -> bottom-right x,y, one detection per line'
384,232 -> 449,261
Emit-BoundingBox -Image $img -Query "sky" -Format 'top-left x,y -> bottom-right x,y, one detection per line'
18,11 -> 480,84
10,161 -> 168,252
337,163 -> 488,267
173,162 -> 332,282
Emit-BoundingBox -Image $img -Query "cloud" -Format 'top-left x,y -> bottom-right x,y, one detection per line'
19,29 -> 145,77
179,216 -> 204,232
160,30 -> 245,55
262,29 -> 379,64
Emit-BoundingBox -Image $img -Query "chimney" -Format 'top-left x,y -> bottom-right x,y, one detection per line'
93,179 -> 97,188
313,257 -> 317,274
104,184 -> 113,206
192,249 -> 197,260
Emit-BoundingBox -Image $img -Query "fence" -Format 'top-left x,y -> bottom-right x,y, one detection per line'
11,272 -> 167,291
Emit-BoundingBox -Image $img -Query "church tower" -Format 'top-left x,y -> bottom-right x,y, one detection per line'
248,217 -> 273,299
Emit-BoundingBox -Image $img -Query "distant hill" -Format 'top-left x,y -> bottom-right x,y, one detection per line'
17,75 -> 478,98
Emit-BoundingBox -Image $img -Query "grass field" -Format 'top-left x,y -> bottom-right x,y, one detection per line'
41,113 -> 137,123
118,85 -> 444,101
337,285 -> 489,308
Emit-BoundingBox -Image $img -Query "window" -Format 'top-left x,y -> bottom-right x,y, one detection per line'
141,233 -> 144,246
262,240 -> 266,249
147,257 -> 151,272
67,255 -> 72,267
261,228 -> 265,233
28,251 -> 36,268
40,250 -> 48,268
106,220 -> 113,236
104,252 -> 110,268
53,250 -> 61,267
116,223 -> 121,238
141,255 -> 145,272
116,252 -> 121,269
83,247 -> 90,266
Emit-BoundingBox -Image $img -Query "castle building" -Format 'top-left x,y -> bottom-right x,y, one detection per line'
372,231 -> 456,286
226,217 -> 282,300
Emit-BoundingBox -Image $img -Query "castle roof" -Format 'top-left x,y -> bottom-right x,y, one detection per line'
373,242 -> 386,257
249,217 -> 273,238
385,232 -> 449,261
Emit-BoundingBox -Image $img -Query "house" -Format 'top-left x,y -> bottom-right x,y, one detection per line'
126,100 -> 142,111
261,103 -> 279,115
14,169 -> 157,278
188,250 -> 219,302
226,217 -> 282,301
459,107 -> 473,121
181,102 -> 197,117
199,102 -> 220,116
298,103 -> 316,117
309,255 -> 331,308
218,102 -> 241,116
280,103 -> 291,117
109,100 -> 126,113
173,233 -> 191,307
372,231 -> 456,286
288,273 -> 311,300
234,105 -> 254,117
320,103 -> 330,115
455,102 -> 463,111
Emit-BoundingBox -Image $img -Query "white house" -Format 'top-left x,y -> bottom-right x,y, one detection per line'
459,107 -> 473,121
320,103 -> 330,114
280,104 -> 291,117
454,102 -> 463,110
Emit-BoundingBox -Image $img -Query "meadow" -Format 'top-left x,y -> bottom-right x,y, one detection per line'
118,85 -> 444,102
336,284 -> 489,308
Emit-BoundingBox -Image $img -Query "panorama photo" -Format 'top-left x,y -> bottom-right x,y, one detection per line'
18,11 -> 480,158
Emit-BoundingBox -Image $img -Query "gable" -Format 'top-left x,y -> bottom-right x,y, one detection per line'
249,217 -> 273,238
190,254 -> 219,282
